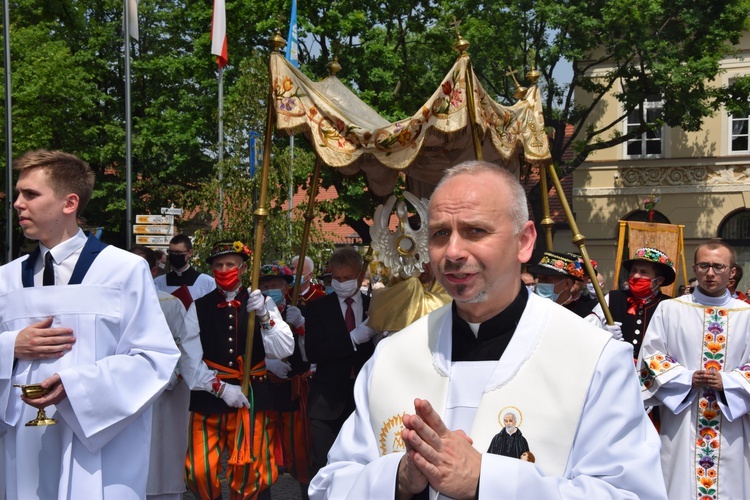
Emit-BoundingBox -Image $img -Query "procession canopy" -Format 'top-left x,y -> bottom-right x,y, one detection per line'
270,51 -> 551,198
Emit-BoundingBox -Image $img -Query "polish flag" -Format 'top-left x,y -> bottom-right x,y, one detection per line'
211,0 -> 228,68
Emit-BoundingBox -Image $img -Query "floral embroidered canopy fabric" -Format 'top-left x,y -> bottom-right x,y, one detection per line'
270,52 -> 551,198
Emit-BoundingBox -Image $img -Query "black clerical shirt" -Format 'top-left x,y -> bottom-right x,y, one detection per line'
451,283 -> 528,362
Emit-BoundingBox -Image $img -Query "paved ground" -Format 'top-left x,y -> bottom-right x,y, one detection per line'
184,471 -> 304,500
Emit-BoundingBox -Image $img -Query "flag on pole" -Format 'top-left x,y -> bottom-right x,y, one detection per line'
211,0 -> 228,68
127,0 -> 139,40
286,0 -> 299,68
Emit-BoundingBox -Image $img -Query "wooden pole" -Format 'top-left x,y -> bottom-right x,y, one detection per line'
545,163 -> 614,325
291,157 -> 323,306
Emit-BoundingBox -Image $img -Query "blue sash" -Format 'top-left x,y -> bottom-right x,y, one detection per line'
21,232 -> 108,288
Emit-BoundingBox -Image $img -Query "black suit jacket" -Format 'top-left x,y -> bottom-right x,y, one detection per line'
305,292 -> 373,421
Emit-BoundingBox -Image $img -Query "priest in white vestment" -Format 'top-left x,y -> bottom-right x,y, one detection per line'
639,240 -> 750,500
0,150 -> 180,500
310,161 -> 667,499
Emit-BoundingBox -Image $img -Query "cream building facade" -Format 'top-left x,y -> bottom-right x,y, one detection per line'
572,32 -> 750,291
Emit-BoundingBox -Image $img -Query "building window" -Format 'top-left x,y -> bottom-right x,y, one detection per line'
730,113 -> 750,153
719,210 -> 750,289
625,94 -> 664,158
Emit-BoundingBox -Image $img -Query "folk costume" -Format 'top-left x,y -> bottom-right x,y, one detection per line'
310,290 -> 667,499
0,230 -> 180,499
588,247 -> 675,359
639,288 -> 750,500
185,243 -> 294,500
261,264 -> 315,486
528,251 -> 593,317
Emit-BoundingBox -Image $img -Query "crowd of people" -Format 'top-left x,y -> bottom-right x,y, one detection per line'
1,150 -> 749,500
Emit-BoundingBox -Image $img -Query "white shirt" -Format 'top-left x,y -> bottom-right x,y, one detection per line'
36,229 -> 87,286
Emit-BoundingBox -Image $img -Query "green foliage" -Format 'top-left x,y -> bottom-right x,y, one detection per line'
3,0 -> 750,257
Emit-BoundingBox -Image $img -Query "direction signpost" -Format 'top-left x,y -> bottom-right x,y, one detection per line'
133,206 -> 183,251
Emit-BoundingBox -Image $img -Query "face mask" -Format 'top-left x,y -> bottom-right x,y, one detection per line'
291,275 -> 308,287
214,268 -> 241,291
168,253 -> 187,269
325,285 -> 334,295
535,282 -> 560,302
265,288 -> 285,307
628,276 -> 657,299
157,261 -> 166,270
331,278 -> 359,298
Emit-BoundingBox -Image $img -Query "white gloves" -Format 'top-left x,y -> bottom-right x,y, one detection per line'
220,383 -> 250,408
246,289 -> 268,317
604,321 -> 623,340
285,306 -> 305,328
265,357 -> 292,379
350,318 -> 379,345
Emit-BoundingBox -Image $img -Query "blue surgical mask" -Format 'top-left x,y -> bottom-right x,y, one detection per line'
265,288 -> 285,307
535,282 -> 560,302
325,285 -> 334,295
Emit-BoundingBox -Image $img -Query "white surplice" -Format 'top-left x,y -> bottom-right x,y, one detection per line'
0,246 -> 180,500
154,269 -> 215,302
638,290 -> 750,500
147,293 -> 212,499
310,294 -> 667,499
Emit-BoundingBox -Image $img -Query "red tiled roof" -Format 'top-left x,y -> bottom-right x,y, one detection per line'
290,186 -> 364,244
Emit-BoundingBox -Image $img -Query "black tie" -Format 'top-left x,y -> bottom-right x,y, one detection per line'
43,251 -> 55,286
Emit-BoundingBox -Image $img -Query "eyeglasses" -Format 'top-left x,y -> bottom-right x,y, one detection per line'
694,262 -> 731,274
167,250 -> 188,256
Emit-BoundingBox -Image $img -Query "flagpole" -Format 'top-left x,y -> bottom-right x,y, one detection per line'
124,0 -> 133,249
286,0 -> 298,239
218,66 -> 224,230
288,135 -> 293,228
3,0 -> 12,263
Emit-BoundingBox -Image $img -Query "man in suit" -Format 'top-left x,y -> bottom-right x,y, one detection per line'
305,247 -> 379,476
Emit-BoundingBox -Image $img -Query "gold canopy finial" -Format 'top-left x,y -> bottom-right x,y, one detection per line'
270,29 -> 287,51
506,66 -> 528,99
450,16 -> 470,54
327,41 -> 342,75
526,49 -> 541,84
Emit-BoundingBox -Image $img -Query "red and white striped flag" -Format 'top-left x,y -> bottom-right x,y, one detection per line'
211,0 -> 228,68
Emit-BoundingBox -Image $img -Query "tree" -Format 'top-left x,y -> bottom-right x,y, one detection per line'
287,0 -> 750,243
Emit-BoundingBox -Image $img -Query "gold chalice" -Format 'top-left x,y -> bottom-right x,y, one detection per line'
13,384 -> 57,426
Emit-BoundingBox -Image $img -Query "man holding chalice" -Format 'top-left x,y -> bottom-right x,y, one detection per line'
0,150 -> 179,499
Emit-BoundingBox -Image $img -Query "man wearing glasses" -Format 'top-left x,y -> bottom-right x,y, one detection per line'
155,233 -> 215,305
639,240 -> 750,499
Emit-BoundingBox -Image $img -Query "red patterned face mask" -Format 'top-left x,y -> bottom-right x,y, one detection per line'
214,268 -> 241,291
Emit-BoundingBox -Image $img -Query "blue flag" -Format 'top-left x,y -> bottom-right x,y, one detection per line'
286,0 -> 299,68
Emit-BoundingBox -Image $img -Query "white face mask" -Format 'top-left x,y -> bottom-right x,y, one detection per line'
332,278 -> 359,298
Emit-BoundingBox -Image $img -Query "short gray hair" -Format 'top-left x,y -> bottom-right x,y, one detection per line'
433,160 -> 529,234
292,255 -> 315,274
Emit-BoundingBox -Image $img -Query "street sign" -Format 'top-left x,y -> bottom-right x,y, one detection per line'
135,235 -> 172,245
135,214 -> 173,225
161,206 -> 184,216
133,224 -> 172,235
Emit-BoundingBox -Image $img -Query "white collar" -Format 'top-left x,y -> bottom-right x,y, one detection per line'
693,287 -> 732,307
40,229 -> 87,264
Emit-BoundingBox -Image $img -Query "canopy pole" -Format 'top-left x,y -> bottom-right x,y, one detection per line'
291,157 -> 323,307
538,163 -> 554,251
243,31 -> 286,393
545,162 -> 614,325
464,58 -> 483,161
